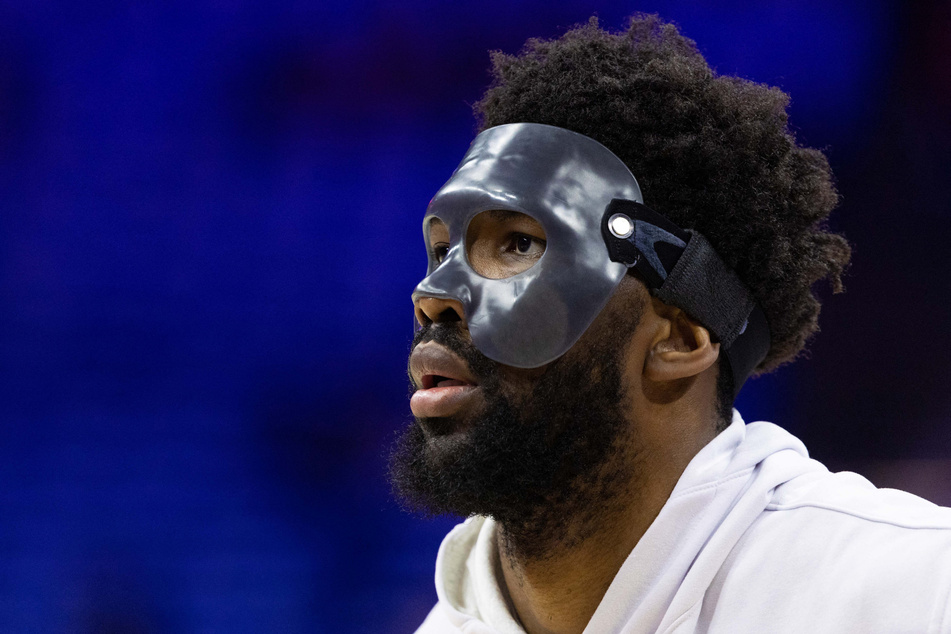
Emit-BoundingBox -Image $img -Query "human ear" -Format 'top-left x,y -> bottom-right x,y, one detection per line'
643,299 -> 720,383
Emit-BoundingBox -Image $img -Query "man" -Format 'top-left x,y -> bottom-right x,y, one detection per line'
389,15 -> 951,633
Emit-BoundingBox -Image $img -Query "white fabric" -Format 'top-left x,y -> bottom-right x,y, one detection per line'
415,411 -> 951,633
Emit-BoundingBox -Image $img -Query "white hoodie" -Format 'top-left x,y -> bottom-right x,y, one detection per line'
415,412 -> 951,633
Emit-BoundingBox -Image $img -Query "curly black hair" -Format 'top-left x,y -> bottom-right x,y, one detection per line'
474,14 -> 851,418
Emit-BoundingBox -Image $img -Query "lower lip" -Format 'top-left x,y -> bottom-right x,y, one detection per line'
410,385 -> 480,419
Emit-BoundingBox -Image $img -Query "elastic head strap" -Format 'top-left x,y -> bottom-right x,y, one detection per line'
601,199 -> 770,396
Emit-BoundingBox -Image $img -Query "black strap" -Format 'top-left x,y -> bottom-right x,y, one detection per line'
602,199 -> 770,396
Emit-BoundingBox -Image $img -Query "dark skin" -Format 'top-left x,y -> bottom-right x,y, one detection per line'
415,212 -> 721,634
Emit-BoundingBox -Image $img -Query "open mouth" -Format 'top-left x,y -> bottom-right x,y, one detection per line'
422,374 -> 473,389
409,343 -> 481,419
410,342 -> 479,391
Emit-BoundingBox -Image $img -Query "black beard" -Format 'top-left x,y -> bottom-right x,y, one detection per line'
388,306 -> 642,560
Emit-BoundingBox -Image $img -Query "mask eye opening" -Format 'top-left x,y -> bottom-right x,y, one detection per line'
464,209 -> 547,280
425,215 -> 452,266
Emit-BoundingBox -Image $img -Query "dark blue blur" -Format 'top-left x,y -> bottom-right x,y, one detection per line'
1,1 -> 949,631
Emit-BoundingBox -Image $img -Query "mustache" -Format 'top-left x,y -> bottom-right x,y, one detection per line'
410,323 -> 499,383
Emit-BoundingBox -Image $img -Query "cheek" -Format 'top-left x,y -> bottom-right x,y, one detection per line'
495,364 -> 549,401
467,242 -> 508,279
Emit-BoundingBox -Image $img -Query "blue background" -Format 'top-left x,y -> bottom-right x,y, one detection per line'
1,0 -> 949,631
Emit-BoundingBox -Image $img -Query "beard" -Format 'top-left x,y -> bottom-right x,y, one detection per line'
388,301 -> 643,560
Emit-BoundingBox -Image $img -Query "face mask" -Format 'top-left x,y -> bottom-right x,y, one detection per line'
412,123 -> 769,394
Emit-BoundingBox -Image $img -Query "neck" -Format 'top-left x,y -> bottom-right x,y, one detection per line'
498,408 -> 717,634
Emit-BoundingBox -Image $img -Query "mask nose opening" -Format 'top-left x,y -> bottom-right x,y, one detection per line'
414,297 -> 465,328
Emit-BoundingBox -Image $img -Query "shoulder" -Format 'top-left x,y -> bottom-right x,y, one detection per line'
706,467 -> 951,632
767,467 -> 951,529
749,467 -> 951,594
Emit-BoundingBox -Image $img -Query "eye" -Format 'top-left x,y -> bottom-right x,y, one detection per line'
505,234 -> 545,257
433,243 -> 450,263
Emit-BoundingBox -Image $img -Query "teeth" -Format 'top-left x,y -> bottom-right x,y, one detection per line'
437,378 -> 466,388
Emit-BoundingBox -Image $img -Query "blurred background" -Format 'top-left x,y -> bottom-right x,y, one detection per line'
0,0 -> 949,631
